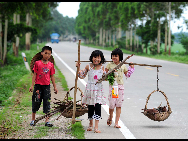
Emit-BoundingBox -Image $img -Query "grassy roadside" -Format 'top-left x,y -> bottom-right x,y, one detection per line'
80,43 -> 188,64
0,42 -> 85,139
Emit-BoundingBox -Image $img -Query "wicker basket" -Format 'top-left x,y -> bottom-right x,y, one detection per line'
142,90 -> 172,121
30,52 -> 54,73
62,86 -> 88,118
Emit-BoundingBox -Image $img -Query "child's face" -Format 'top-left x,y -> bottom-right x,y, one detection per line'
92,55 -> 101,65
112,54 -> 120,63
41,50 -> 52,61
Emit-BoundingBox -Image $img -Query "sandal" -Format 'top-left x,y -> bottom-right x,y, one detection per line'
45,122 -> 53,127
87,126 -> 93,131
114,125 -> 121,128
107,118 -> 112,126
94,129 -> 101,133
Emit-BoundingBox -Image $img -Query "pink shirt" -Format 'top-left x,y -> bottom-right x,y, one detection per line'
33,60 -> 55,85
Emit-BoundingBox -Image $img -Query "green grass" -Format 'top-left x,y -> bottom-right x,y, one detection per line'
0,42 -> 47,105
0,41 -> 85,139
161,43 -> 186,53
70,121 -> 85,139
80,43 -> 188,64
54,65 -> 69,91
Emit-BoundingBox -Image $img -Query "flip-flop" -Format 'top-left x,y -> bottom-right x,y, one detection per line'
114,125 -> 121,128
107,118 -> 112,126
87,126 -> 93,131
94,129 -> 101,133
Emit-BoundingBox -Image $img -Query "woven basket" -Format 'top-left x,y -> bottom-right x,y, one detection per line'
62,86 -> 88,118
142,90 -> 172,121
30,52 -> 54,73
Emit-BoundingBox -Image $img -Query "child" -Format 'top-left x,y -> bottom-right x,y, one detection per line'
105,48 -> 134,128
76,50 -> 106,133
29,46 -> 58,127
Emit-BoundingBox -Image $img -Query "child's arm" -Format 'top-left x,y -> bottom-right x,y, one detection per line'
51,74 -> 58,94
124,62 -> 135,78
76,62 -> 89,79
29,72 -> 36,92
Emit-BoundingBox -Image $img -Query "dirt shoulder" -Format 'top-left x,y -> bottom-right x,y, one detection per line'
7,82 -> 75,139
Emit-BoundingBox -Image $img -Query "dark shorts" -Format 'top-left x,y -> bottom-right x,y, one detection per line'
88,103 -> 101,120
32,84 -> 51,114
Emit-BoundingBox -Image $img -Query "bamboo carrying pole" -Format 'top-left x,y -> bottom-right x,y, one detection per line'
75,61 -> 162,67
72,39 -> 81,124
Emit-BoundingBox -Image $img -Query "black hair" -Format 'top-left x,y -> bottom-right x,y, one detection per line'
111,48 -> 123,62
89,50 -> 106,64
42,46 -> 52,53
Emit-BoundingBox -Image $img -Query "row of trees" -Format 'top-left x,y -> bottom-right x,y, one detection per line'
75,2 -> 188,55
0,2 -> 77,65
37,9 -> 76,42
0,2 -> 59,65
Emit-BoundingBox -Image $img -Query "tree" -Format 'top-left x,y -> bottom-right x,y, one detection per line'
178,33 -> 188,54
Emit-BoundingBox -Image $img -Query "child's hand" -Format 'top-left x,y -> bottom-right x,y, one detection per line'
129,62 -> 134,68
29,86 -> 33,92
76,62 -> 81,68
54,87 -> 58,94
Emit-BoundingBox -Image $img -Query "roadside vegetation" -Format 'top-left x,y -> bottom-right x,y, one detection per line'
0,42 -> 85,139
81,43 -> 188,64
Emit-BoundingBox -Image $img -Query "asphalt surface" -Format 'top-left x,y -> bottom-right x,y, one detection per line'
46,41 -> 188,139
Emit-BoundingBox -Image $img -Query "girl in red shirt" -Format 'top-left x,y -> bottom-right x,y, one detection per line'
29,46 -> 58,127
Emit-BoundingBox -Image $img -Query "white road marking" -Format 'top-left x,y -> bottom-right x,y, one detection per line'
52,49 -> 136,139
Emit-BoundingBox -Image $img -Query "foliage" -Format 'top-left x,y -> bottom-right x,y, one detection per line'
116,36 -> 126,49
1,21 -> 38,43
106,72 -> 115,86
36,9 -> 76,41
70,121 -> 85,139
178,32 -> 188,54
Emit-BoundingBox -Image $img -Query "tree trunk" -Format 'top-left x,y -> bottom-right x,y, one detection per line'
13,13 -> 17,56
103,29 -> 105,47
0,14 -> 2,61
15,14 -> 20,57
134,24 -> 136,52
136,36 -> 139,53
106,30 -> 108,47
157,17 -> 161,54
26,13 -> 31,50
119,23 -> 121,39
3,16 -> 8,64
130,23 -> 132,52
109,29 -> 111,47
113,28 -> 116,47
26,13 -> 30,50
96,32 -> 98,46
150,7 -> 154,48
168,2 -> 171,55
165,12 -> 168,52
100,27 -> 102,46
126,30 -> 128,49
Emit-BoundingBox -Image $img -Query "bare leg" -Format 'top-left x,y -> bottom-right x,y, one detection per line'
115,107 -> 121,128
109,108 -> 114,120
45,115 -> 49,123
32,112 -> 36,121
89,119 -> 93,127
94,119 -> 101,133
87,119 -> 93,131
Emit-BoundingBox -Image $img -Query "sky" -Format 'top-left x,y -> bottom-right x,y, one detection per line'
56,2 -> 188,33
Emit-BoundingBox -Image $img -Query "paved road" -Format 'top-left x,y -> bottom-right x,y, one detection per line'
47,41 -> 188,139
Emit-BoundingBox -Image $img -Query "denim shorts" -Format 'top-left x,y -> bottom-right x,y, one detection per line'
32,84 -> 51,114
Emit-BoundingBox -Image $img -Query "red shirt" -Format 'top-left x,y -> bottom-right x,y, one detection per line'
33,60 -> 55,85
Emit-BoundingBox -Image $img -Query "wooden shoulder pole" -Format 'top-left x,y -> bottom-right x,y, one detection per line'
72,39 -> 81,124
